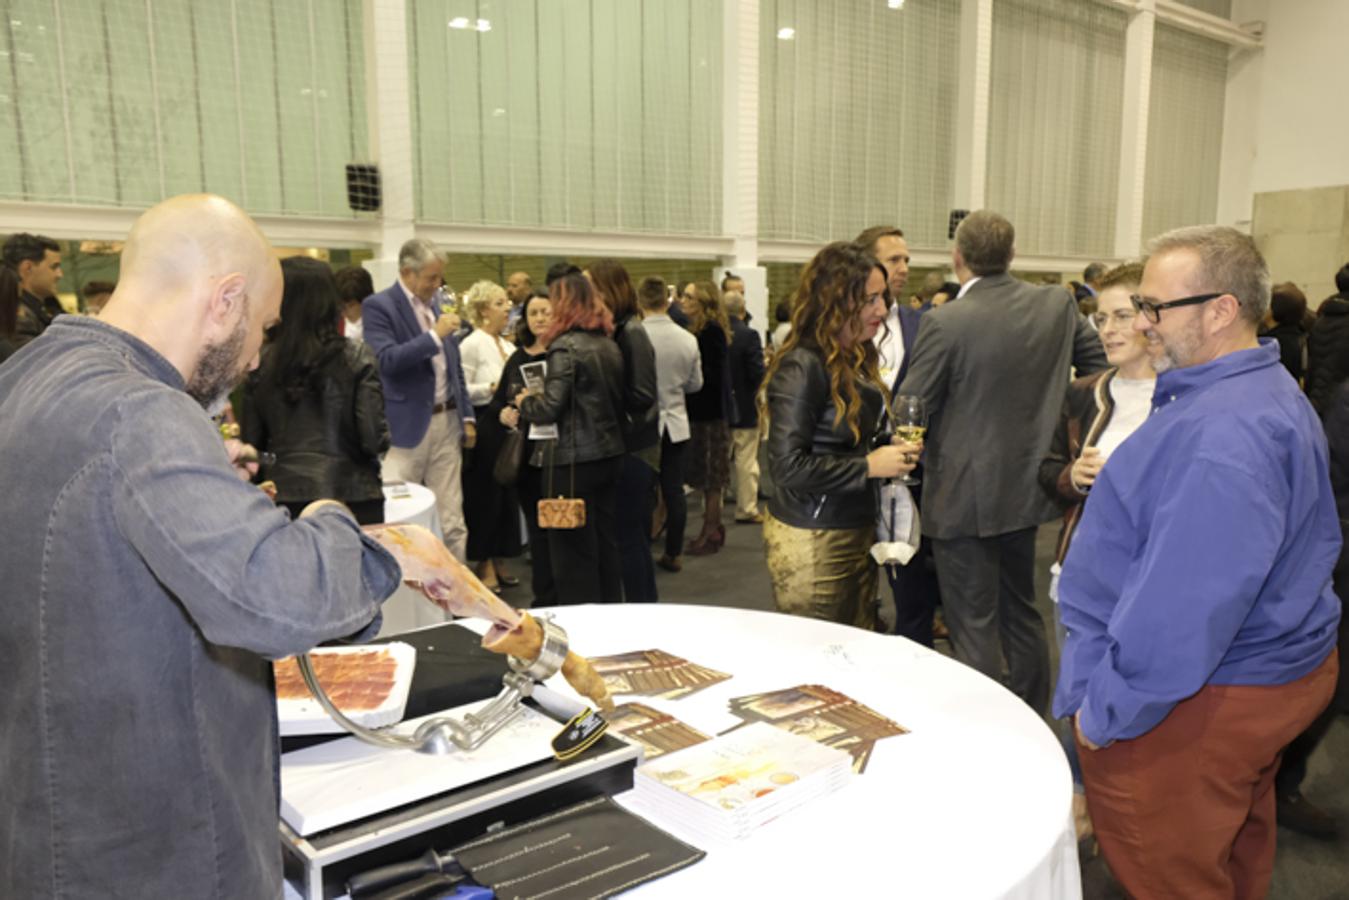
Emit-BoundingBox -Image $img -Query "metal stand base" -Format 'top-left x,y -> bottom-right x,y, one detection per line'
297,616 -> 569,754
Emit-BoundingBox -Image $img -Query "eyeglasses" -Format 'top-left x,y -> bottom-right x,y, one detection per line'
1090,310 -> 1136,330
1129,292 -> 1225,324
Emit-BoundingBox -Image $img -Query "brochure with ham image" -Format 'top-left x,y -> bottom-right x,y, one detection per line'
589,649 -> 731,700
722,684 -> 907,774
606,702 -> 712,760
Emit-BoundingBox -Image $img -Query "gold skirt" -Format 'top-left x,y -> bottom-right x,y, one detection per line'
763,511 -> 877,630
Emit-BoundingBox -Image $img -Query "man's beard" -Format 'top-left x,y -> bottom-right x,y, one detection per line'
186,313 -> 248,414
1148,316 -> 1204,374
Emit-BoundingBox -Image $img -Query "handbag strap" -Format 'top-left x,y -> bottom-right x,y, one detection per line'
543,339 -> 580,499
568,343 -> 578,497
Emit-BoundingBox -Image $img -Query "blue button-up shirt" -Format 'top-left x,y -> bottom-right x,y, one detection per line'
1053,340 -> 1341,747
0,317 -> 401,898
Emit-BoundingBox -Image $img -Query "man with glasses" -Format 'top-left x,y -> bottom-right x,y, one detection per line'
1054,225 -> 1341,898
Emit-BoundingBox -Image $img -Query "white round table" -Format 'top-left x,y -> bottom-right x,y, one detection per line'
536,604 -> 1082,899
377,483 -> 451,637
382,482 -> 440,534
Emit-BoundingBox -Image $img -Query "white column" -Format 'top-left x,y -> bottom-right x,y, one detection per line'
1113,1 -> 1156,257
953,0 -> 993,216
363,0 -> 416,286
719,0 -> 769,336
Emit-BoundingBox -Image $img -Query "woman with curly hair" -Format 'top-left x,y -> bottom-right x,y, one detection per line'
681,280 -> 734,555
761,242 -> 919,628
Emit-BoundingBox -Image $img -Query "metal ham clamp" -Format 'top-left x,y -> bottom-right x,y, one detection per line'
296,523 -> 611,755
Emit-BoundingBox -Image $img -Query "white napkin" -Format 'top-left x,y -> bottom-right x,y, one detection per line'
871,481 -> 920,566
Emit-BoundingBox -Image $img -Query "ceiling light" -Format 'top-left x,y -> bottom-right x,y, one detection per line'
888,0 -> 905,8
777,27 -> 795,40
476,18 -> 492,32
448,17 -> 469,29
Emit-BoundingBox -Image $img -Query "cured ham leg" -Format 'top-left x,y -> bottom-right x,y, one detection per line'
364,523 -> 613,711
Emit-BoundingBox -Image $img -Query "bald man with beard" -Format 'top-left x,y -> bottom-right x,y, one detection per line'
0,195 -> 401,898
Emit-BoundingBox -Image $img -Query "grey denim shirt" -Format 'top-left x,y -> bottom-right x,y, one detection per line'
0,318 -> 401,898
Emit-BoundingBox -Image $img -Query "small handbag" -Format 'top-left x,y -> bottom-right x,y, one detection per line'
492,426 -> 526,486
538,346 -> 587,530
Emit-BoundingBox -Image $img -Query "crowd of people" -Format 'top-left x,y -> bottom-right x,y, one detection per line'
2,199 -> 1349,897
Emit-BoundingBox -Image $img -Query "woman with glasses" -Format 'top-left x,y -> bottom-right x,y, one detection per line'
1037,260 -> 1155,841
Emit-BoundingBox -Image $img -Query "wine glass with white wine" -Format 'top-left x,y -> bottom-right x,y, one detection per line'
892,394 -> 926,486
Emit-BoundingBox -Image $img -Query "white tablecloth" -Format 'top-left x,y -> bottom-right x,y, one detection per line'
527,604 -> 1082,899
376,483 -> 451,637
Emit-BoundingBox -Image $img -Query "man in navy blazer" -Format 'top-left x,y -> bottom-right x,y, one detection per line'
857,225 -> 941,645
362,238 -> 476,562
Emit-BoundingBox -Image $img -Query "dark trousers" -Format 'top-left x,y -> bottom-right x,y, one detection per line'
885,535 -> 940,645
932,527 -> 1048,715
1276,555 -> 1349,796
516,465 -> 556,607
659,435 -> 689,559
545,457 -> 623,605
616,454 -> 658,602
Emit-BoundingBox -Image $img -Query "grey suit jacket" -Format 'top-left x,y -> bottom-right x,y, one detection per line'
640,313 -> 704,443
897,272 -> 1108,540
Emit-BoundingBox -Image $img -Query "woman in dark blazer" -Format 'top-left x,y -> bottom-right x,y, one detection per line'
588,259 -> 660,602
681,280 -> 734,556
493,293 -> 556,606
517,273 -> 627,605
243,257 -> 389,524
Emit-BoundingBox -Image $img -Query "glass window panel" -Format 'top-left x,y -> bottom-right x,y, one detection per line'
2,0 -> 365,216
1141,23 -> 1227,243
411,0 -> 722,235
986,0 -> 1127,258
758,0 -> 960,248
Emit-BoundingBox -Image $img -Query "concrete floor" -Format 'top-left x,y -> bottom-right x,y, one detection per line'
651,503 -> 1349,900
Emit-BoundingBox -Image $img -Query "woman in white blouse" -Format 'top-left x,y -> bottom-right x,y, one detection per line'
1038,261 -> 1154,842
458,280 -> 521,591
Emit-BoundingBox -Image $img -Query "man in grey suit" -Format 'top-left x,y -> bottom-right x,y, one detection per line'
898,210 -> 1107,714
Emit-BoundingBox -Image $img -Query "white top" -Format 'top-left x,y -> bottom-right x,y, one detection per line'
450,604 -> 1082,900
873,302 -> 906,391
1096,376 -> 1154,458
955,275 -> 983,300
457,328 -> 511,407
344,317 -> 363,342
641,314 -> 703,443
772,322 -> 792,348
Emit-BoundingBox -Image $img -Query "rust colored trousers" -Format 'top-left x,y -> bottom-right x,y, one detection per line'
1078,650 -> 1338,900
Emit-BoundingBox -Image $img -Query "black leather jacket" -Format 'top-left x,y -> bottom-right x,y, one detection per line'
614,314 -> 660,452
242,340 -> 389,505
520,329 -> 626,465
765,345 -> 885,529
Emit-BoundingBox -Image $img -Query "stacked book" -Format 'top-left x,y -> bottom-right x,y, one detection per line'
633,721 -> 853,840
